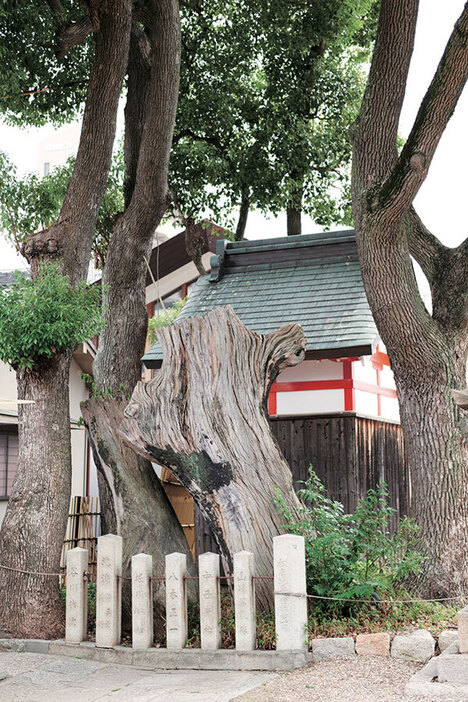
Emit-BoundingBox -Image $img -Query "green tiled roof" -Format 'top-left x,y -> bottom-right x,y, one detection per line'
143,231 -> 377,367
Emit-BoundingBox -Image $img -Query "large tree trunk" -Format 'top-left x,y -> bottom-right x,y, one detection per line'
235,196 -> 249,241
121,307 -> 306,610
90,0 -> 197,623
287,173 -> 303,236
0,357 -> 71,638
81,397 -> 196,634
351,0 -> 468,594
397,370 -> 467,595
286,206 -> 302,236
0,0 -> 132,638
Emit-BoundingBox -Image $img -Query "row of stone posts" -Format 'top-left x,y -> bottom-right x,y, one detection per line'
65,533 -> 308,652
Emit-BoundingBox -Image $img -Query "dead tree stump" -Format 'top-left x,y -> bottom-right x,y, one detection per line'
121,306 -> 306,609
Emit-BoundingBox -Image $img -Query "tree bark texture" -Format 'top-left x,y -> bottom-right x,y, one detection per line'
287,206 -> 302,236
287,173 -> 303,236
89,0 -> 192,627
93,0 -> 181,395
235,196 -> 250,241
121,307 -> 307,610
81,397 -> 196,634
351,0 -> 468,594
0,356 -> 72,638
0,0 -> 133,638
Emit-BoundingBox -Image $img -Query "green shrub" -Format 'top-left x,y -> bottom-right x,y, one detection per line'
273,469 -> 424,613
0,263 -> 104,370
147,298 -> 186,345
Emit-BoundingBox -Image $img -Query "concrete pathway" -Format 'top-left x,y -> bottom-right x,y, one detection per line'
0,652 -> 275,702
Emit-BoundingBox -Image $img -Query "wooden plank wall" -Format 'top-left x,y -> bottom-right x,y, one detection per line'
194,414 -> 408,555
269,414 -> 408,532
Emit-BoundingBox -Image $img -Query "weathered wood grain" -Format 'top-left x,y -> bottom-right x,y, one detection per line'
121,306 -> 306,609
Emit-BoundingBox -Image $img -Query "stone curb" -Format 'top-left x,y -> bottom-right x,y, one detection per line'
405,642 -> 468,700
0,639 -> 310,671
0,629 -> 457,671
0,638 -> 50,654
49,641 -> 312,671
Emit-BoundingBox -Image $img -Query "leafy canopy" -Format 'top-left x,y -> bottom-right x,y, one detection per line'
0,263 -> 104,369
169,0 -> 378,230
0,149 -> 124,266
147,298 -> 186,345
0,1 -> 91,126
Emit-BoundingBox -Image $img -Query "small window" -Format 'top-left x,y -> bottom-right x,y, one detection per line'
0,430 -> 19,498
43,162 -> 50,176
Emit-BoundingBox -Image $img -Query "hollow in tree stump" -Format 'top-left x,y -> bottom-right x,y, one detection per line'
121,306 -> 306,610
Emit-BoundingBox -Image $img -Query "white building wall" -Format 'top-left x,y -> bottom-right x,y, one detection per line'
380,364 -> 396,390
277,359 -> 344,382
276,388 -> 344,415
69,358 -> 98,499
381,396 -> 400,422
354,389 -> 379,417
271,356 -> 400,423
352,355 -> 377,383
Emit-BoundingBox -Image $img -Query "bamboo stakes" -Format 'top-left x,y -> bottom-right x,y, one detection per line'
61,496 -> 99,582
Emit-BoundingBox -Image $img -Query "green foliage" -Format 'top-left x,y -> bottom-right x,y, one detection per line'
166,589 -> 456,650
147,298 -> 186,345
0,149 -> 124,267
0,263 -> 104,370
273,469 -> 424,613
80,373 -> 130,400
0,1 -> 91,127
170,0 -> 378,231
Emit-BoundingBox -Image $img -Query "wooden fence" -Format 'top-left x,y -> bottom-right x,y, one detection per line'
194,413 -> 408,555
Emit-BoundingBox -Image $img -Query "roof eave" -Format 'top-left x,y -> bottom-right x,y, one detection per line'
142,342 -> 374,370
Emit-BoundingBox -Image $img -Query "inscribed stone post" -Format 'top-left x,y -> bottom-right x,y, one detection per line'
132,553 -> 153,650
459,605 -> 468,653
199,552 -> 221,650
166,552 -> 188,649
65,547 -> 88,644
96,534 -> 122,648
234,550 -> 256,651
273,534 -> 308,651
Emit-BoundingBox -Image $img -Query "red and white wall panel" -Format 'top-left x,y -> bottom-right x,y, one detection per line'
268,352 -> 399,422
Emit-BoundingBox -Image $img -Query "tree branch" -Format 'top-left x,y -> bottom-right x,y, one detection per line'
406,207 -> 447,285
174,128 -> 228,158
377,3 -> 468,219
55,13 -> 100,59
123,19 -> 152,207
353,0 -> 419,188
23,0 -> 132,283
120,0 -> 181,234
45,0 -> 66,24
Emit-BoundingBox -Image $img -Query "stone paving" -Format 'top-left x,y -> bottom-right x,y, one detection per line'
0,652 -> 274,701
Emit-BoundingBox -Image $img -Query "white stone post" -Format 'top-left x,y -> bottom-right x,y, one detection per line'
132,553 -> 153,650
65,547 -> 88,644
234,551 -> 256,651
199,552 -> 221,650
273,534 -> 308,651
166,552 -> 188,650
96,534 -> 122,648
459,605 -> 468,653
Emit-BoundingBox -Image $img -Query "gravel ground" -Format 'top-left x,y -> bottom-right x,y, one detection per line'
233,656 -> 462,702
